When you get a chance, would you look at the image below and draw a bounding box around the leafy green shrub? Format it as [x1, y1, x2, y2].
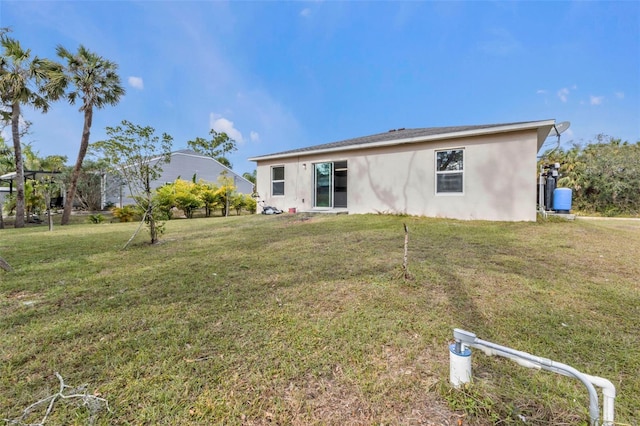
[111, 205, 137, 222]
[539, 137, 640, 216]
[230, 193, 246, 215]
[87, 213, 105, 224]
[244, 195, 257, 214]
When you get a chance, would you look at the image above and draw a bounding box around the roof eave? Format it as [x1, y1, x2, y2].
[249, 120, 556, 162]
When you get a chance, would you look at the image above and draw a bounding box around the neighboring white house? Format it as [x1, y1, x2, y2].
[249, 120, 556, 221]
[107, 149, 255, 207]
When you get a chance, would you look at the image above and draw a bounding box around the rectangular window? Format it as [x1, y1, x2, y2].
[436, 149, 464, 193]
[271, 166, 285, 196]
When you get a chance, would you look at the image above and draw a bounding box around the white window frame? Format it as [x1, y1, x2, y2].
[271, 165, 285, 196]
[435, 148, 464, 195]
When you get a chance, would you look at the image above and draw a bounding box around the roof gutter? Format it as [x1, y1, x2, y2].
[249, 120, 556, 162]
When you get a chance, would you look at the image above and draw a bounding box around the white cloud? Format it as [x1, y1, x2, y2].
[536, 89, 547, 95]
[300, 8, 312, 17]
[615, 91, 625, 99]
[557, 88, 570, 103]
[590, 95, 604, 106]
[250, 131, 260, 142]
[128, 76, 144, 90]
[210, 113, 244, 144]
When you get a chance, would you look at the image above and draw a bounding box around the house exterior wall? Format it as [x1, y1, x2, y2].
[254, 130, 539, 221]
[107, 152, 254, 206]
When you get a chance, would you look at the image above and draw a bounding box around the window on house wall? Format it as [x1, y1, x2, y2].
[271, 166, 285, 196]
[436, 149, 464, 193]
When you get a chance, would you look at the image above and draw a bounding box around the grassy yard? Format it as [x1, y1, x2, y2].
[1, 214, 638, 425]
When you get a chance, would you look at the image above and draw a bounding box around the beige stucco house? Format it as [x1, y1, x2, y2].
[249, 120, 556, 221]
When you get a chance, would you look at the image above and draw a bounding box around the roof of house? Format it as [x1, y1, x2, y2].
[0, 170, 62, 182]
[166, 149, 253, 185]
[249, 119, 556, 161]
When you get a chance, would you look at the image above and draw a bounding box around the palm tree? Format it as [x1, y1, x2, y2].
[0, 138, 13, 229]
[55, 45, 125, 225]
[0, 34, 53, 228]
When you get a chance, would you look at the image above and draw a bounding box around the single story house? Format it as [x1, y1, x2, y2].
[249, 120, 556, 221]
[106, 149, 254, 207]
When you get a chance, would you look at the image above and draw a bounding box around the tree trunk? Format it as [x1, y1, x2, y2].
[0, 187, 4, 229]
[61, 106, 93, 225]
[11, 102, 25, 228]
[45, 192, 53, 231]
[149, 211, 157, 244]
[144, 176, 157, 244]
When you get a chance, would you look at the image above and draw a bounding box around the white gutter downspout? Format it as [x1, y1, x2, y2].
[450, 328, 615, 426]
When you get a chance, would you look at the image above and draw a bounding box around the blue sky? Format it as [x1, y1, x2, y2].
[2, 1, 638, 175]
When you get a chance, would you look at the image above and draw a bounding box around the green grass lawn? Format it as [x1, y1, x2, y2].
[1, 214, 639, 425]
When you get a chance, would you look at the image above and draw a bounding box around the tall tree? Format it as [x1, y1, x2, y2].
[242, 170, 256, 185]
[0, 34, 55, 228]
[55, 45, 125, 225]
[187, 129, 237, 168]
[61, 158, 113, 211]
[93, 120, 173, 245]
[0, 136, 12, 229]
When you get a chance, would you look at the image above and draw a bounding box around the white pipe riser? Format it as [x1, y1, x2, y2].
[449, 343, 472, 388]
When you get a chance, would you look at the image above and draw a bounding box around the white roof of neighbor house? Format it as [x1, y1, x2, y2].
[139, 149, 253, 186]
[0, 170, 63, 181]
[249, 120, 556, 161]
[168, 149, 253, 185]
[0, 172, 17, 180]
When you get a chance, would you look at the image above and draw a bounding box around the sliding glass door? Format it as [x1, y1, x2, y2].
[314, 162, 332, 207]
[314, 161, 347, 208]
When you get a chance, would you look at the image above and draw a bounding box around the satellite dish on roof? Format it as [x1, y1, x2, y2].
[547, 121, 571, 138]
[538, 121, 571, 157]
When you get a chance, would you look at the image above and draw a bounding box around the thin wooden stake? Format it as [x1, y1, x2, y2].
[403, 223, 410, 279]
[123, 209, 148, 250]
